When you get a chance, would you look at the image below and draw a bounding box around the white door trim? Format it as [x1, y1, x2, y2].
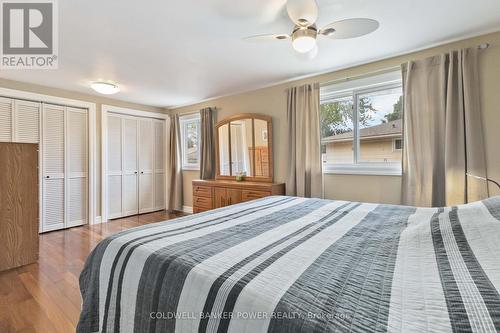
[0, 87, 97, 227]
[101, 104, 168, 223]
[103, 104, 168, 120]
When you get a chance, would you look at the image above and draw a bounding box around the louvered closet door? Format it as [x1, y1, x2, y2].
[42, 104, 65, 232]
[153, 120, 165, 210]
[107, 115, 123, 219]
[14, 100, 40, 143]
[122, 117, 139, 217]
[66, 107, 88, 227]
[0, 97, 12, 142]
[138, 118, 154, 213]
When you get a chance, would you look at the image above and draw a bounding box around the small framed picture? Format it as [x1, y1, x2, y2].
[262, 130, 268, 142]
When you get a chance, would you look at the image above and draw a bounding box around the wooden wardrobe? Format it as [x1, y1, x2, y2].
[0, 143, 39, 272]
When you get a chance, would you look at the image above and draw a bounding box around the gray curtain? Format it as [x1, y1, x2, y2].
[200, 107, 216, 180]
[166, 114, 183, 212]
[286, 83, 322, 198]
[402, 47, 488, 207]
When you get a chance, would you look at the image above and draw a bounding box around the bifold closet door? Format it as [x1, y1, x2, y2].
[106, 114, 166, 220]
[42, 104, 88, 232]
[153, 120, 165, 210]
[1, 98, 87, 232]
[107, 115, 123, 219]
[66, 108, 88, 227]
[122, 117, 139, 217]
[42, 104, 65, 231]
[139, 119, 154, 213]
[14, 100, 40, 143]
[0, 97, 12, 142]
[0, 98, 40, 143]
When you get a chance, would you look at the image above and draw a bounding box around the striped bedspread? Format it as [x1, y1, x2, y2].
[77, 196, 500, 333]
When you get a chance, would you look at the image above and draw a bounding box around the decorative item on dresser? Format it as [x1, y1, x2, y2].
[192, 113, 285, 213]
[192, 179, 285, 213]
[0, 143, 39, 272]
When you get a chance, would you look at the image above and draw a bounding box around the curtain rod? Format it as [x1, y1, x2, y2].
[321, 43, 491, 87]
[178, 110, 199, 116]
[176, 107, 216, 116]
[320, 66, 400, 88]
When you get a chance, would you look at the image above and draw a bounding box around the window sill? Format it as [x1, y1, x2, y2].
[323, 164, 402, 176]
[182, 166, 200, 171]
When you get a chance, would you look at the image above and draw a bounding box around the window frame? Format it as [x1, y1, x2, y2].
[320, 78, 403, 176]
[179, 113, 201, 171]
[393, 138, 403, 152]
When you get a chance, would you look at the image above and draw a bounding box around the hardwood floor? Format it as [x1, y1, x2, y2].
[0, 211, 184, 333]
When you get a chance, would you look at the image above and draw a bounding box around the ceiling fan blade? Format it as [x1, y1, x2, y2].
[286, 0, 318, 26]
[319, 18, 379, 39]
[243, 34, 290, 42]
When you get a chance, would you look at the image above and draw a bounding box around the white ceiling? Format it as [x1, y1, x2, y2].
[1, 0, 500, 108]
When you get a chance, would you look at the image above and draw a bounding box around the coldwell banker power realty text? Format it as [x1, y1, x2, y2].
[1, 0, 58, 69]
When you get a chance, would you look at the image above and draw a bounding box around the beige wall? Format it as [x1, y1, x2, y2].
[324, 174, 402, 204]
[172, 31, 500, 207]
[0, 78, 165, 216]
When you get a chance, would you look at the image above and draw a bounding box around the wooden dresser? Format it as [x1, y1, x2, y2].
[192, 180, 285, 213]
[0, 143, 39, 272]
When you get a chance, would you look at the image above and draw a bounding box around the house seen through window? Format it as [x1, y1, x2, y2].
[320, 71, 403, 175]
[180, 114, 201, 170]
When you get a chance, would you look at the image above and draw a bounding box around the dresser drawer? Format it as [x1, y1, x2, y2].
[193, 185, 212, 198]
[193, 195, 212, 209]
[242, 190, 271, 202]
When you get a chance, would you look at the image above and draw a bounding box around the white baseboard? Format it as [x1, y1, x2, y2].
[182, 206, 193, 214]
[93, 216, 102, 224]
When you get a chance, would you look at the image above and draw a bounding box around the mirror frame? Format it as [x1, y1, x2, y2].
[215, 113, 273, 183]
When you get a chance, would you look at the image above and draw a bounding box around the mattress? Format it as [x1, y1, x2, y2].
[77, 196, 500, 333]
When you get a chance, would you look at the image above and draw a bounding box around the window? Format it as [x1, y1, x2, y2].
[393, 138, 403, 151]
[320, 71, 403, 175]
[180, 114, 201, 170]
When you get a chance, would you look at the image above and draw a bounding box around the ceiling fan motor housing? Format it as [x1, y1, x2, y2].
[292, 25, 318, 41]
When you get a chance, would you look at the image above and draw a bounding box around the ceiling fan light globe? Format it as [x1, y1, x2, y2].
[292, 25, 317, 53]
[292, 36, 316, 53]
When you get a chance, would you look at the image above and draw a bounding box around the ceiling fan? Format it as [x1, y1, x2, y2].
[244, 0, 379, 55]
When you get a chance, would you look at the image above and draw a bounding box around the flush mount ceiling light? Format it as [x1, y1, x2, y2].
[244, 0, 379, 57]
[90, 82, 120, 95]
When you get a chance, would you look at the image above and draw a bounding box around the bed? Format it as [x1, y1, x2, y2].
[77, 196, 500, 333]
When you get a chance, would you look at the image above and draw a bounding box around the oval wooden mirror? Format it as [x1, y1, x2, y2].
[215, 114, 273, 182]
